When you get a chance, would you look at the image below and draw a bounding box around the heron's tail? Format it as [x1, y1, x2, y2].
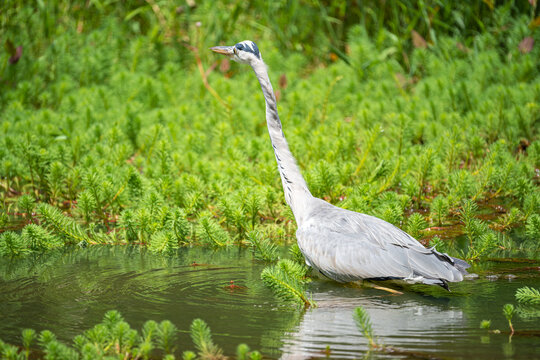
[450, 256, 470, 274]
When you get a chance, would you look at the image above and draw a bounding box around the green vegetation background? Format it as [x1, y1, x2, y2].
[1, 0, 539, 262]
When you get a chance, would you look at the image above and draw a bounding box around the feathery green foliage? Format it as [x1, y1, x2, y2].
[0, 310, 260, 359]
[406, 212, 427, 240]
[261, 259, 315, 308]
[196, 214, 232, 248]
[189, 319, 224, 360]
[515, 286, 540, 305]
[157, 320, 178, 355]
[148, 231, 179, 254]
[289, 243, 306, 265]
[21, 224, 61, 251]
[503, 303, 516, 334]
[246, 230, 279, 262]
[0, 231, 29, 257]
[354, 306, 377, 348]
[36, 203, 88, 244]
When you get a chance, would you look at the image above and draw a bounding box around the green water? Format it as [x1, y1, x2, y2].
[1, 247, 539, 359]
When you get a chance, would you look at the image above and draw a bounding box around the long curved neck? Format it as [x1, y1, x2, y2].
[250, 60, 312, 225]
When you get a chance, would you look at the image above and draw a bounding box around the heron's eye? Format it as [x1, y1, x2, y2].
[235, 43, 244, 51]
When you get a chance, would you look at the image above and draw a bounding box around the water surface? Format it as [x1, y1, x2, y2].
[1, 246, 539, 359]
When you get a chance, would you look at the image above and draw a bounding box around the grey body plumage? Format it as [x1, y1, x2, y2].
[211, 40, 469, 289]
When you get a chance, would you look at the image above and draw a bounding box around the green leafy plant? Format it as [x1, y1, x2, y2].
[157, 320, 178, 355]
[480, 320, 491, 330]
[525, 214, 540, 240]
[17, 194, 35, 220]
[36, 204, 89, 245]
[406, 212, 427, 240]
[246, 230, 279, 262]
[21, 224, 61, 252]
[430, 196, 448, 226]
[190, 319, 224, 360]
[515, 286, 540, 305]
[354, 306, 378, 349]
[0, 232, 29, 257]
[196, 214, 232, 247]
[503, 303, 515, 335]
[0, 310, 260, 359]
[148, 231, 179, 254]
[261, 259, 315, 308]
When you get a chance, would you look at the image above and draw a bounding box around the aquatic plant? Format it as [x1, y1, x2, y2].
[480, 320, 491, 330]
[0, 232, 29, 257]
[157, 320, 178, 355]
[503, 304, 516, 335]
[430, 196, 448, 226]
[515, 286, 540, 305]
[0, 311, 260, 359]
[525, 214, 540, 241]
[148, 231, 179, 254]
[17, 194, 35, 220]
[261, 259, 315, 308]
[246, 230, 279, 262]
[353, 306, 377, 349]
[196, 213, 232, 248]
[190, 318, 224, 360]
[21, 329, 36, 360]
[20, 224, 61, 251]
[36, 204, 89, 245]
[406, 212, 427, 240]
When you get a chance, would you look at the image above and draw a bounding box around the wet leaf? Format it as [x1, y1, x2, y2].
[411, 30, 427, 49]
[279, 74, 287, 89]
[518, 37, 534, 54]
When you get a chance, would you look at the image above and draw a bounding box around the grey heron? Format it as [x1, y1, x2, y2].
[211, 40, 469, 290]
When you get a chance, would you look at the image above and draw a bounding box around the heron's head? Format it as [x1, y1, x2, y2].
[210, 40, 261, 65]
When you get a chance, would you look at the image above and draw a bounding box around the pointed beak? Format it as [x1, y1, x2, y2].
[210, 46, 234, 56]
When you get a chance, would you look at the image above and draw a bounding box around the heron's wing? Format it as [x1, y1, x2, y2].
[296, 201, 465, 283]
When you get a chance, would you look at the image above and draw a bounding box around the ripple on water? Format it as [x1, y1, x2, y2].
[1, 248, 540, 360]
